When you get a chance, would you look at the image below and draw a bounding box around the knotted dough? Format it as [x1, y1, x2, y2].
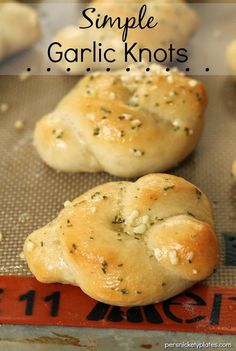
[34, 64, 207, 178]
[0, 2, 40, 62]
[24, 173, 219, 306]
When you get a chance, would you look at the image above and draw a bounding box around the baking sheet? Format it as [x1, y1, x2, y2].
[0, 74, 236, 286]
[0, 2, 236, 295]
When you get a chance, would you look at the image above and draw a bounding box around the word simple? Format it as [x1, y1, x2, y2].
[79, 5, 158, 42]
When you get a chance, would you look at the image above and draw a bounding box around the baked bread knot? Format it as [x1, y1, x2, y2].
[24, 173, 219, 306]
[0, 2, 40, 62]
[226, 40, 236, 78]
[34, 64, 207, 178]
[54, 0, 197, 74]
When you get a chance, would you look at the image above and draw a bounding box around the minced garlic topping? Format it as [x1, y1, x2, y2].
[133, 224, 147, 235]
[168, 250, 179, 265]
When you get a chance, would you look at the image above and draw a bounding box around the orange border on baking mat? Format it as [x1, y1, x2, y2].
[0, 276, 235, 334]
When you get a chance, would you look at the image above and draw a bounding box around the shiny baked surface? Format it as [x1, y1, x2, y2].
[34, 64, 207, 177]
[24, 173, 219, 306]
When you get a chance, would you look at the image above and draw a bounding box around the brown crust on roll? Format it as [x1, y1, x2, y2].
[24, 174, 219, 306]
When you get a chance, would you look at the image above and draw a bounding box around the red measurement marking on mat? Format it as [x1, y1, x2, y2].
[0, 276, 236, 334]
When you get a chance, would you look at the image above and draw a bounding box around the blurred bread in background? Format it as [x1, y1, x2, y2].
[0, 2, 41, 62]
[226, 40, 236, 78]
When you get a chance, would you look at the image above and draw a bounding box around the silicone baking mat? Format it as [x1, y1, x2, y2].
[0, 1, 236, 334]
[0, 74, 236, 284]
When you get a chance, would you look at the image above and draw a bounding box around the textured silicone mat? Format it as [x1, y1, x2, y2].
[0, 74, 236, 287]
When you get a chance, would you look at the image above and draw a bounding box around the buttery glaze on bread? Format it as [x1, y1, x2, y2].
[226, 40, 236, 78]
[54, 0, 197, 74]
[34, 64, 207, 178]
[0, 2, 40, 62]
[24, 174, 219, 306]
